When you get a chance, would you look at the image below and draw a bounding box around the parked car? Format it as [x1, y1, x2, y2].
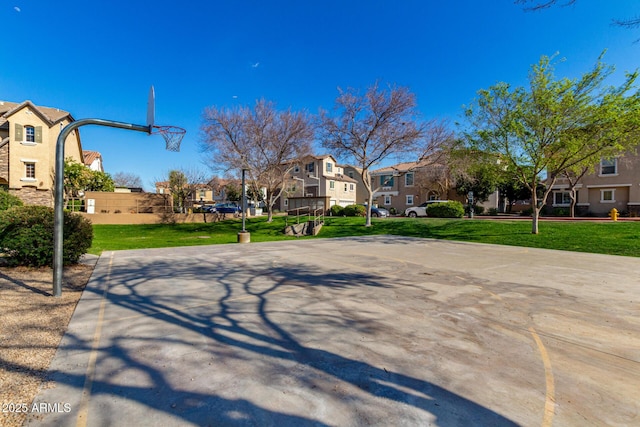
[215, 203, 241, 214]
[361, 204, 390, 218]
[404, 200, 450, 217]
[203, 205, 217, 213]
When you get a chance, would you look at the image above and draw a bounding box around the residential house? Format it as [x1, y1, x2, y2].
[0, 100, 84, 206]
[156, 181, 226, 208]
[547, 149, 640, 216]
[279, 155, 362, 212]
[370, 159, 502, 214]
[369, 160, 458, 214]
[83, 150, 104, 172]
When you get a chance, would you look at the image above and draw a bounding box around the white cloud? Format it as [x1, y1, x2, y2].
[14, 6, 21, 12]
[251, 62, 260, 68]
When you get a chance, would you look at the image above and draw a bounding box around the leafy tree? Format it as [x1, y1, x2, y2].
[464, 53, 640, 233]
[86, 170, 115, 192]
[498, 168, 533, 213]
[223, 180, 242, 202]
[450, 149, 503, 209]
[516, 1, 639, 30]
[201, 99, 314, 222]
[63, 158, 115, 203]
[163, 168, 210, 213]
[319, 81, 450, 226]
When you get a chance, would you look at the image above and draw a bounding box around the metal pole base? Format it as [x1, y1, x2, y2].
[237, 231, 251, 243]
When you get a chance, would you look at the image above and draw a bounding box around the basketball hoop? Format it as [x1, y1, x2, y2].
[151, 125, 186, 152]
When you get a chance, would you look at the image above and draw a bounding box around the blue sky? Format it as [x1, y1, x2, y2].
[3, 0, 638, 190]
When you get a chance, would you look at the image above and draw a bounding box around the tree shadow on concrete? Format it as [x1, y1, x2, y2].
[26, 250, 519, 426]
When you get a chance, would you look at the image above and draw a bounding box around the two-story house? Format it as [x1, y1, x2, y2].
[370, 160, 460, 213]
[548, 149, 640, 216]
[280, 155, 362, 212]
[371, 157, 510, 214]
[0, 100, 84, 206]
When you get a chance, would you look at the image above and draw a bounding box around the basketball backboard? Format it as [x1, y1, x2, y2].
[147, 85, 155, 128]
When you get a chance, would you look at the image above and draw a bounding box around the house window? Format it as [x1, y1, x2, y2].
[347, 171, 354, 178]
[306, 162, 315, 173]
[25, 126, 35, 143]
[329, 180, 335, 189]
[25, 163, 36, 179]
[405, 173, 414, 187]
[344, 183, 348, 191]
[349, 184, 354, 191]
[406, 195, 414, 205]
[428, 194, 439, 201]
[600, 158, 617, 175]
[326, 162, 333, 173]
[553, 191, 571, 206]
[199, 190, 206, 198]
[384, 195, 392, 205]
[293, 165, 300, 173]
[600, 189, 615, 203]
[380, 175, 394, 187]
[284, 198, 288, 207]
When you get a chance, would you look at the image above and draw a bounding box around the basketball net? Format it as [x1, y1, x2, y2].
[151, 125, 186, 152]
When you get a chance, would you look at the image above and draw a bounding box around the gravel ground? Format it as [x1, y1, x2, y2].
[0, 263, 94, 427]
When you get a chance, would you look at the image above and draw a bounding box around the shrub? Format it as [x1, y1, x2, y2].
[473, 205, 485, 215]
[426, 201, 465, 218]
[329, 205, 344, 216]
[0, 190, 23, 211]
[0, 206, 93, 267]
[488, 208, 499, 216]
[551, 207, 569, 217]
[389, 207, 397, 215]
[343, 204, 366, 217]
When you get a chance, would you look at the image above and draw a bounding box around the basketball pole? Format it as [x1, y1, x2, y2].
[53, 119, 150, 297]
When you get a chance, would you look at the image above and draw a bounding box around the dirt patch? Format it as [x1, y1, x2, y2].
[0, 264, 94, 427]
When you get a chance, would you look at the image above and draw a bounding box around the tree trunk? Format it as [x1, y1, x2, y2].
[570, 197, 576, 218]
[531, 192, 539, 234]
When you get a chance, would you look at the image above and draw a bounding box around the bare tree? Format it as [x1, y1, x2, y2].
[318, 81, 450, 226]
[201, 99, 314, 222]
[113, 172, 143, 188]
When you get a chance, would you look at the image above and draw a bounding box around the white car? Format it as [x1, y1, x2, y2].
[404, 200, 450, 217]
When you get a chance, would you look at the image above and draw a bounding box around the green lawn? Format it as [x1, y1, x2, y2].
[89, 216, 640, 257]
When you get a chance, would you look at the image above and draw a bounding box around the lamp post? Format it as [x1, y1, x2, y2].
[200, 197, 206, 223]
[237, 168, 250, 243]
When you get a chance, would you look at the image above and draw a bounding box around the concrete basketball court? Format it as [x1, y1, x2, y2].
[27, 236, 639, 426]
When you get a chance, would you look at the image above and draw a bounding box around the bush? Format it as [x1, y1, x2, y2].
[329, 205, 344, 216]
[426, 201, 465, 218]
[0, 206, 93, 267]
[343, 204, 366, 217]
[551, 207, 569, 217]
[488, 208, 499, 216]
[473, 205, 485, 215]
[0, 190, 23, 211]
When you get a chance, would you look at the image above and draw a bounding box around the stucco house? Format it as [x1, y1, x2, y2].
[279, 155, 362, 212]
[83, 150, 104, 172]
[547, 148, 640, 216]
[370, 160, 459, 214]
[0, 100, 84, 206]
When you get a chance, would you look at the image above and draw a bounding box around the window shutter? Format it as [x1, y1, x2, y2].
[14, 124, 23, 141]
[35, 126, 43, 143]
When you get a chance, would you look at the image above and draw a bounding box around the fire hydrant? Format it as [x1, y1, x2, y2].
[609, 208, 619, 221]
